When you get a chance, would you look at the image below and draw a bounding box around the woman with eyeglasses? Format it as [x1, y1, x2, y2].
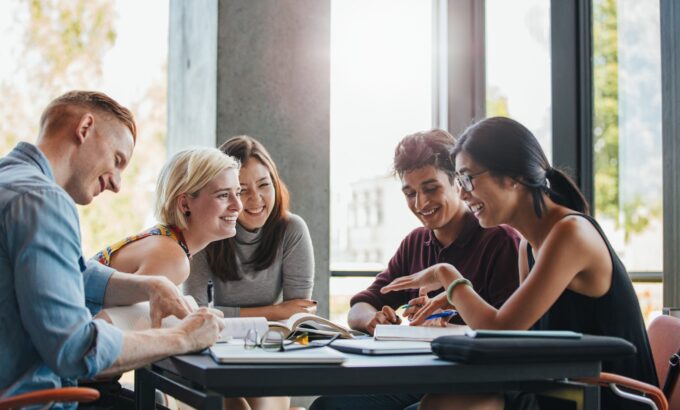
[382, 117, 657, 410]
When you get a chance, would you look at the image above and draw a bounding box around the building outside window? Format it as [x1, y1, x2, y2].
[329, 0, 433, 324]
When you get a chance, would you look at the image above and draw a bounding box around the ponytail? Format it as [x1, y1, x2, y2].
[544, 168, 589, 215]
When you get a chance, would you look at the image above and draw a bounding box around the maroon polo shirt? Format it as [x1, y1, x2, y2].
[351, 212, 520, 313]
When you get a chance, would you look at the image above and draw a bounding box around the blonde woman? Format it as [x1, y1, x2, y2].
[94, 147, 242, 293]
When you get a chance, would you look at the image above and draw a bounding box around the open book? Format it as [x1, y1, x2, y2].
[374, 323, 470, 342]
[101, 297, 269, 342]
[268, 312, 356, 339]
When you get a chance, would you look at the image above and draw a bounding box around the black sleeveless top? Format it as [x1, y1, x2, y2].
[528, 214, 658, 409]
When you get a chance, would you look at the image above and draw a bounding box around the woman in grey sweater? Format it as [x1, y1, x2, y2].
[184, 136, 315, 410]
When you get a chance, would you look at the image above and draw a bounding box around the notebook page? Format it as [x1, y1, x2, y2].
[219, 317, 268, 341]
[105, 295, 199, 330]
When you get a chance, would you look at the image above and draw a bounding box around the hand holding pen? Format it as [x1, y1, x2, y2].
[399, 304, 457, 320]
[423, 309, 458, 320]
[399, 303, 457, 327]
[404, 292, 455, 326]
[397, 288, 432, 321]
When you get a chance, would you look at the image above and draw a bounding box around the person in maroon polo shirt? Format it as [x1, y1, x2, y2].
[347, 128, 520, 334]
[310, 129, 520, 410]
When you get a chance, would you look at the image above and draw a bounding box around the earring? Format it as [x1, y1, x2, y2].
[184, 210, 191, 217]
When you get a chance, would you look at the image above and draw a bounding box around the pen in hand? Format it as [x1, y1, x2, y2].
[207, 280, 214, 309]
[400, 304, 457, 321]
[424, 310, 458, 321]
[400, 304, 427, 322]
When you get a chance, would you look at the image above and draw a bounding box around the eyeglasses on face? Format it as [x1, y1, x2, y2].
[455, 170, 489, 193]
[244, 329, 339, 352]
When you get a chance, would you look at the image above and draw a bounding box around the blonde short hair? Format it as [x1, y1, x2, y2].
[155, 147, 240, 229]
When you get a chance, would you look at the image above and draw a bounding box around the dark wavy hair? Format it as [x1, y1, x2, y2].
[205, 135, 290, 281]
[393, 129, 457, 182]
[452, 117, 589, 217]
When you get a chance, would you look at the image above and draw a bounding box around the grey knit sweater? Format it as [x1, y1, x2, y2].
[184, 213, 314, 317]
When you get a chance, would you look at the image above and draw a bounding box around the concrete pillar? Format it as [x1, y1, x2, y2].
[168, 0, 331, 317]
[168, 0, 218, 153]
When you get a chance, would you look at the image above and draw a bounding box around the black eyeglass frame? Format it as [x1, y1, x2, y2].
[455, 170, 489, 192]
[244, 329, 340, 352]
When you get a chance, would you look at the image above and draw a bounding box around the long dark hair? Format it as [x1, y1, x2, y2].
[205, 135, 290, 281]
[452, 117, 589, 217]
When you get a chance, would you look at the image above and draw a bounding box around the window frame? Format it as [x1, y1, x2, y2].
[661, 0, 680, 305]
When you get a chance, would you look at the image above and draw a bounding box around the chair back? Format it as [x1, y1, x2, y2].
[0, 386, 99, 410]
[648, 314, 680, 409]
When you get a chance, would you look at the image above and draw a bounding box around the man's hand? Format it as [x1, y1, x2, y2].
[401, 288, 430, 320]
[146, 276, 194, 328]
[365, 305, 402, 335]
[99, 307, 225, 377]
[273, 299, 317, 320]
[176, 308, 225, 351]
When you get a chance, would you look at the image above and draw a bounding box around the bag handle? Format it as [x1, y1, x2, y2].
[663, 348, 680, 399]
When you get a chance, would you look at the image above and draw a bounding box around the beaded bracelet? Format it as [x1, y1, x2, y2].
[446, 278, 473, 304]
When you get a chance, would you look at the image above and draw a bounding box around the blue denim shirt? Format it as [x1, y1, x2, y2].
[0, 142, 123, 408]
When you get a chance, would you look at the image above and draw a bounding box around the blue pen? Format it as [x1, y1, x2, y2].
[425, 310, 458, 321]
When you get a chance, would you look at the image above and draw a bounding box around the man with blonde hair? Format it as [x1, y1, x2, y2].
[0, 91, 224, 409]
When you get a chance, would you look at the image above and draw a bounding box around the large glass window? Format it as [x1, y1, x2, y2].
[485, 0, 552, 156]
[0, 0, 168, 257]
[592, 0, 662, 321]
[329, 0, 433, 323]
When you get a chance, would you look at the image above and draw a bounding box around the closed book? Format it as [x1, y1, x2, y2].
[209, 344, 347, 364]
[374, 324, 469, 342]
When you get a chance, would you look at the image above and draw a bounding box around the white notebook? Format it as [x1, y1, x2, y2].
[330, 338, 432, 355]
[373, 324, 469, 342]
[102, 296, 199, 331]
[209, 344, 347, 364]
[102, 296, 268, 342]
